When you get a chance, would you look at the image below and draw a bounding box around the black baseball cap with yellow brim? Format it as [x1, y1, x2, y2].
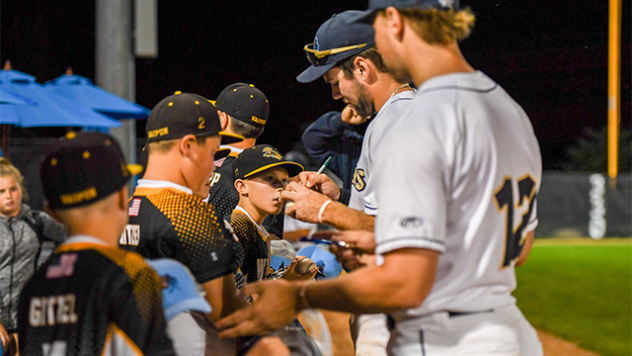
[146, 91, 244, 145]
[232, 144, 303, 180]
[41, 131, 144, 210]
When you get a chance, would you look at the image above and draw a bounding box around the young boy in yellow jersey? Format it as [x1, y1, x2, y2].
[231, 144, 316, 285]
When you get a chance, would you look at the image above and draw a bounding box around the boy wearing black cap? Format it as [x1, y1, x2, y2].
[207, 83, 287, 240]
[17, 132, 175, 355]
[230, 144, 308, 284]
[121, 92, 288, 356]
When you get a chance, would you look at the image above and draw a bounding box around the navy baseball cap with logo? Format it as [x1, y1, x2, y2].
[146, 91, 244, 145]
[349, 0, 460, 23]
[232, 144, 304, 180]
[41, 131, 144, 210]
[297, 11, 376, 83]
[213, 83, 270, 127]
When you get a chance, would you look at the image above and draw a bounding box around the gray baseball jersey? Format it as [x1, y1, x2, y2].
[373, 71, 542, 320]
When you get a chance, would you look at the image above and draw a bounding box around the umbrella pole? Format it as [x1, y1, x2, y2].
[1, 125, 9, 159]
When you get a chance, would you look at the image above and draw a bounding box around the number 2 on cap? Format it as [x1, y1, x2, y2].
[198, 117, 205, 129]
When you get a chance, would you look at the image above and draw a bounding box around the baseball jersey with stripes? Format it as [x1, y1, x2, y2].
[18, 235, 175, 355]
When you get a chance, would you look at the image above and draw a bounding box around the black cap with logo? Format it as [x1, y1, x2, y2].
[232, 144, 304, 180]
[146, 92, 244, 145]
[40, 131, 143, 210]
[214, 83, 270, 127]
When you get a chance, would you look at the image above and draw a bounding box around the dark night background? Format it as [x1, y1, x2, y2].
[2, 0, 631, 170]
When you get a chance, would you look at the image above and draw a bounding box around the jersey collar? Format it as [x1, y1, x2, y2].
[136, 179, 193, 195]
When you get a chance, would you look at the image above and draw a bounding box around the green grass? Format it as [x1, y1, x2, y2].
[514, 238, 632, 356]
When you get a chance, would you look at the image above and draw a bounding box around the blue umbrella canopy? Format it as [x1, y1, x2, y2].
[45, 71, 150, 119]
[0, 68, 121, 128]
[0, 87, 35, 105]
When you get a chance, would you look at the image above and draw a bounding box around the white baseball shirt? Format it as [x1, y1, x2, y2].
[348, 89, 415, 215]
[373, 71, 542, 320]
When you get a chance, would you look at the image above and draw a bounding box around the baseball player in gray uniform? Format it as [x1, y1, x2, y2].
[218, 1, 543, 355]
[293, 10, 416, 356]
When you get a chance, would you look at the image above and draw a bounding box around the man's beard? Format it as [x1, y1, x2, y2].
[350, 80, 375, 118]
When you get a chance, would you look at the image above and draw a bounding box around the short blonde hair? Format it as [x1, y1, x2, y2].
[146, 135, 213, 155]
[146, 138, 179, 155]
[0, 158, 27, 200]
[397, 8, 475, 45]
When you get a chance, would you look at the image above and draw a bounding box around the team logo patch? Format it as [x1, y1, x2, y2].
[262, 146, 283, 160]
[352, 168, 366, 191]
[400, 217, 423, 228]
[314, 37, 320, 51]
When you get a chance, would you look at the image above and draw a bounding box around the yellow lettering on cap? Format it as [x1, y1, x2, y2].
[251, 116, 267, 125]
[147, 127, 169, 138]
[83, 151, 90, 159]
[51, 158, 57, 167]
[60, 186, 98, 206]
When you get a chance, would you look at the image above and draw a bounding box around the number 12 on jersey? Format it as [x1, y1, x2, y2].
[494, 175, 537, 268]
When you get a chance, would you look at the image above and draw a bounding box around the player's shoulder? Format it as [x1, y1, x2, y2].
[94, 246, 159, 280]
[230, 209, 258, 235]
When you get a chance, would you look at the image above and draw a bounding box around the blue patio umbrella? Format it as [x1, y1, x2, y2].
[0, 86, 35, 105]
[0, 68, 121, 128]
[44, 69, 150, 119]
[0, 65, 121, 158]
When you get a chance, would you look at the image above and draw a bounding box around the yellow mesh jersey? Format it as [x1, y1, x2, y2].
[122, 187, 240, 284]
[230, 209, 270, 283]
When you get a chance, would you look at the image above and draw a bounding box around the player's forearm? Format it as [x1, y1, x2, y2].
[298, 248, 438, 314]
[321, 202, 374, 231]
[204, 275, 248, 322]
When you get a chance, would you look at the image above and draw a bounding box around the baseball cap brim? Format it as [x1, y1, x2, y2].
[214, 147, 231, 160]
[296, 63, 336, 84]
[243, 161, 304, 179]
[165, 299, 212, 321]
[127, 164, 144, 175]
[220, 132, 244, 145]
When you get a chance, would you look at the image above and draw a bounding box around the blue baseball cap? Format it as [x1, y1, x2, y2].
[349, 0, 460, 24]
[146, 258, 212, 321]
[296, 11, 376, 83]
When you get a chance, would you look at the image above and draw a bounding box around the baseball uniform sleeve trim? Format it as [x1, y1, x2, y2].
[376, 236, 446, 256]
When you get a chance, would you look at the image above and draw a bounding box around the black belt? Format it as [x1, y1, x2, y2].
[386, 309, 495, 330]
[448, 309, 494, 318]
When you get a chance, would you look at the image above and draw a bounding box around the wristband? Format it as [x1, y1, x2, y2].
[318, 200, 333, 224]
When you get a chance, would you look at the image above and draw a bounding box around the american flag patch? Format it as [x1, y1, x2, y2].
[46, 253, 78, 279]
[215, 156, 227, 167]
[129, 198, 141, 216]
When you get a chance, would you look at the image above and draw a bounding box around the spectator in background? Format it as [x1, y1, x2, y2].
[0, 157, 66, 355]
[302, 105, 370, 190]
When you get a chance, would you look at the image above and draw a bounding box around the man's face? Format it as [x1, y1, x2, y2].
[188, 135, 222, 198]
[0, 175, 22, 217]
[323, 67, 374, 117]
[373, 14, 413, 84]
[243, 167, 289, 216]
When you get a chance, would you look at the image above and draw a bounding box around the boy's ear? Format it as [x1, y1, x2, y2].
[234, 179, 248, 195]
